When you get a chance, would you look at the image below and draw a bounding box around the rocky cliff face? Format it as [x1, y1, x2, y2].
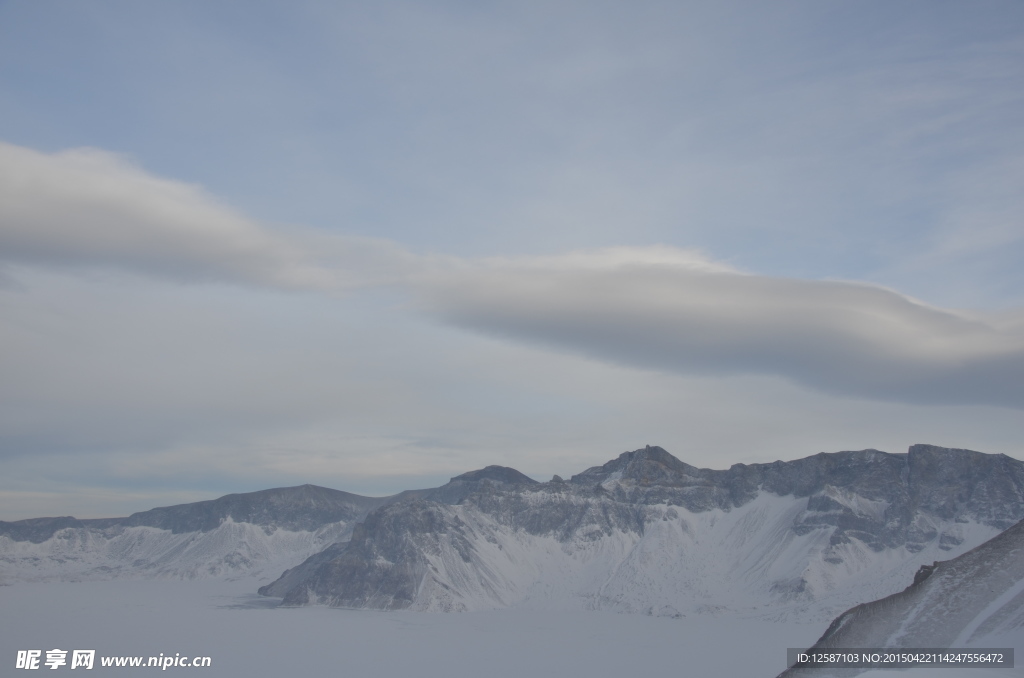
[6, 444, 1023, 616]
[572, 444, 1024, 546]
[778, 517, 1024, 677]
[261, 444, 1024, 616]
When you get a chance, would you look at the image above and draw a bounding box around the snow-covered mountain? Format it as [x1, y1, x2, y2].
[778, 517, 1024, 677]
[5, 443, 1023, 625]
[0, 484, 387, 582]
[259, 444, 1024, 620]
[0, 468, 545, 584]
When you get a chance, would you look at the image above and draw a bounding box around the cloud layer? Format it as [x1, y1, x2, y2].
[0, 142, 418, 291]
[2, 141, 1022, 410]
[418, 253, 1024, 408]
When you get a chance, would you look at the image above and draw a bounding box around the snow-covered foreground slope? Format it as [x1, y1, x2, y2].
[266, 445, 1022, 621]
[779, 518, 1024, 677]
[0, 485, 384, 582]
[0, 577, 823, 678]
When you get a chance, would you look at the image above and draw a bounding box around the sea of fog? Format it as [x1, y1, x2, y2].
[4, 577, 1022, 677]
[2, 577, 823, 677]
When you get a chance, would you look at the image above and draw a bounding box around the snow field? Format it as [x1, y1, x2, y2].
[0, 518, 351, 583]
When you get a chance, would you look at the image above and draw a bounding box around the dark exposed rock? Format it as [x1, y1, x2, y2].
[377, 465, 538, 507]
[119, 484, 389, 533]
[409, 466, 538, 505]
[8, 444, 1021, 614]
[262, 444, 1024, 610]
[451, 466, 538, 485]
[257, 541, 351, 598]
[563, 444, 1024, 553]
[569, 446, 910, 513]
[280, 501, 467, 609]
[0, 485, 389, 542]
[913, 562, 938, 585]
[1, 465, 541, 545]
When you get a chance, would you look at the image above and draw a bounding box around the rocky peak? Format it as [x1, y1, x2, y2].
[570, 445, 698, 486]
[450, 465, 538, 485]
[906, 444, 1024, 529]
[397, 465, 539, 506]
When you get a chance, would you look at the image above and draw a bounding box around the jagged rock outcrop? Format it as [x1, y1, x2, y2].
[6, 444, 1022, 616]
[262, 444, 1024, 616]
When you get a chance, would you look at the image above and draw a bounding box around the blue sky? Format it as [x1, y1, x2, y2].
[1, 1, 1023, 518]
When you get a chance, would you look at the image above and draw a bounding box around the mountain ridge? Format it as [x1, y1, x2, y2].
[0, 484, 387, 543]
[256, 444, 1024, 616]
[4, 443, 1023, 619]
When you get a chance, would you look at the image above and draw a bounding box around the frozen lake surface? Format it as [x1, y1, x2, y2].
[1, 577, 822, 677]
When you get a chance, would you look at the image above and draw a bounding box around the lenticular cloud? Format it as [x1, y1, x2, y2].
[3, 139, 1022, 408]
[416, 249, 1024, 408]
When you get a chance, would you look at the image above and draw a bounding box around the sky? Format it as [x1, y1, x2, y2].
[1, 0, 1023, 520]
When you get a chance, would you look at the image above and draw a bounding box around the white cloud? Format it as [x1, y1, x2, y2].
[417, 249, 1024, 408]
[0, 142, 417, 291]
[2, 139, 1022, 413]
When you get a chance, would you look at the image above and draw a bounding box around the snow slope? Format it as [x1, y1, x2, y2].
[0, 518, 351, 583]
[268, 445, 1020, 621]
[0, 471, 542, 584]
[779, 518, 1024, 677]
[0, 484, 382, 582]
[5, 444, 1023, 628]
